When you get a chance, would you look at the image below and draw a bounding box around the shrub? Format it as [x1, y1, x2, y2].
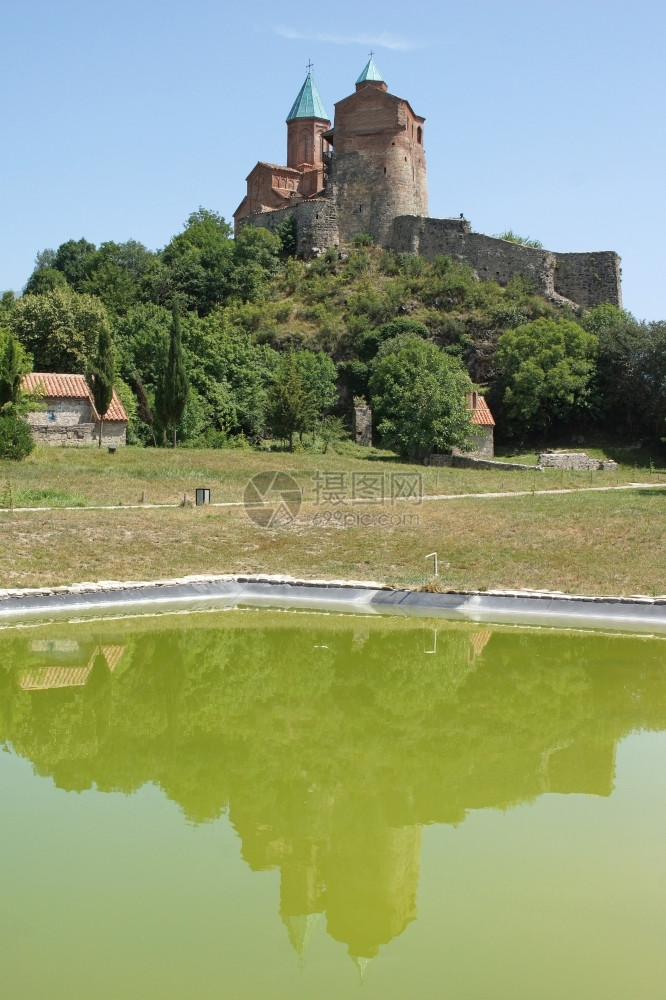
[0, 415, 35, 460]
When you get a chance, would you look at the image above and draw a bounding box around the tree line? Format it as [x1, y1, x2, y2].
[1, 209, 665, 459]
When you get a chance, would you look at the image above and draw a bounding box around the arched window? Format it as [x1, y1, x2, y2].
[417, 126, 422, 145]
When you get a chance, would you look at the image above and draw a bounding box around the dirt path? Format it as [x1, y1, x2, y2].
[2, 480, 663, 514]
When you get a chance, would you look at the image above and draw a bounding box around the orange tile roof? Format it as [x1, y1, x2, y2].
[23, 373, 127, 421]
[468, 392, 495, 427]
[17, 645, 126, 691]
[19, 665, 92, 690]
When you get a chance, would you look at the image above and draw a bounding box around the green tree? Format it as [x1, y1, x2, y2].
[87, 326, 115, 447]
[112, 302, 171, 385]
[274, 214, 298, 257]
[0, 329, 32, 414]
[161, 209, 234, 315]
[11, 286, 111, 373]
[24, 267, 67, 296]
[495, 317, 598, 438]
[368, 336, 473, 459]
[156, 309, 189, 447]
[80, 240, 159, 315]
[52, 238, 98, 290]
[183, 309, 279, 439]
[0, 414, 35, 460]
[266, 353, 317, 451]
[582, 305, 666, 439]
[229, 225, 282, 302]
[293, 350, 338, 422]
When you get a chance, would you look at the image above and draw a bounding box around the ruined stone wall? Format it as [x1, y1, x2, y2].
[538, 452, 617, 470]
[352, 403, 373, 446]
[553, 252, 622, 309]
[329, 87, 427, 245]
[240, 199, 340, 256]
[387, 216, 622, 307]
[388, 216, 558, 297]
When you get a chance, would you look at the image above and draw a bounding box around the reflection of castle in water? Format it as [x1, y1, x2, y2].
[1, 616, 664, 964]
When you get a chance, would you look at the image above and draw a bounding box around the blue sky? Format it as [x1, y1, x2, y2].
[2, 0, 664, 320]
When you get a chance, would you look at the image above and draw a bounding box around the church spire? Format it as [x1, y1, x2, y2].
[355, 55, 387, 92]
[356, 55, 385, 84]
[286, 68, 329, 122]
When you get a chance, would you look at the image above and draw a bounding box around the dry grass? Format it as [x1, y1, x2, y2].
[1, 485, 665, 596]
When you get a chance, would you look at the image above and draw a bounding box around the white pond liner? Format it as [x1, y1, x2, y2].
[0, 575, 665, 634]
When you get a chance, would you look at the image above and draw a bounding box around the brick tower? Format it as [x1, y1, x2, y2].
[325, 58, 428, 245]
[286, 69, 332, 197]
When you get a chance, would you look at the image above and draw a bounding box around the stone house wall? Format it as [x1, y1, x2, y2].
[26, 398, 126, 446]
[27, 398, 93, 428]
[29, 421, 127, 447]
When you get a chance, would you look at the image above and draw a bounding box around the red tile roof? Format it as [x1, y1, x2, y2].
[23, 373, 128, 422]
[468, 392, 495, 427]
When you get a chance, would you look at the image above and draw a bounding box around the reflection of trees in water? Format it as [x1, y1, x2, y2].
[1, 619, 665, 961]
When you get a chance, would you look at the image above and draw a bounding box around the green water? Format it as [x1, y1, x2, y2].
[1, 609, 665, 999]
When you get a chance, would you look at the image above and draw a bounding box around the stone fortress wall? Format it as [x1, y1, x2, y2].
[243, 202, 622, 309]
[387, 215, 622, 308]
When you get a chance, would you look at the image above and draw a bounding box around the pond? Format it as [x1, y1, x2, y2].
[1, 608, 665, 999]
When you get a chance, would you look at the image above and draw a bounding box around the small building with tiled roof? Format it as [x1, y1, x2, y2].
[23, 373, 128, 447]
[463, 391, 495, 459]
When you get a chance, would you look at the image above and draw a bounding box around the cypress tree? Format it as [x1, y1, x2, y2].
[156, 308, 189, 448]
[134, 373, 157, 447]
[0, 333, 28, 410]
[87, 327, 114, 447]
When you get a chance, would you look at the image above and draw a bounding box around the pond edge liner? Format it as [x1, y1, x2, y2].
[1, 575, 666, 633]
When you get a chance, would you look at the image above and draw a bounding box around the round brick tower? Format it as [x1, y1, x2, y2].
[326, 59, 428, 245]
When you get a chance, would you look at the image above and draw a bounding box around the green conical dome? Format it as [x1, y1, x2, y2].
[286, 73, 329, 122]
[355, 58, 384, 84]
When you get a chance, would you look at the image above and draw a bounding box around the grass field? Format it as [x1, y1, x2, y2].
[0, 442, 663, 508]
[1, 445, 665, 596]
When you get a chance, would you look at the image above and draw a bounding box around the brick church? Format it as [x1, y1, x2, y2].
[234, 60, 621, 309]
[234, 57, 428, 248]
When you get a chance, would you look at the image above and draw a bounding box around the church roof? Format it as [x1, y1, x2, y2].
[356, 58, 385, 84]
[286, 73, 329, 122]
